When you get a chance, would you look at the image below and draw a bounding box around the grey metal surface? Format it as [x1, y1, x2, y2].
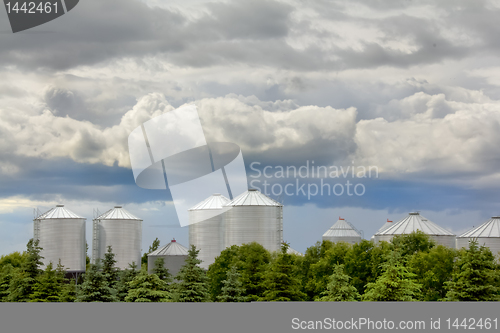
[456, 216, 500, 256]
[34, 205, 86, 272]
[93, 206, 142, 270]
[189, 193, 230, 270]
[148, 239, 189, 277]
[223, 190, 283, 253]
[373, 212, 456, 248]
[322, 218, 362, 244]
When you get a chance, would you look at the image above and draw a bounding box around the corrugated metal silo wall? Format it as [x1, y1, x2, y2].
[223, 206, 281, 253]
[457, 237, 500, 258]
[37, 218, 86, 272]
[322, 236, 362, 244]
[189, 210, 224, 270]
[97, 219, 142, 270]
[148, 255, 188, 278]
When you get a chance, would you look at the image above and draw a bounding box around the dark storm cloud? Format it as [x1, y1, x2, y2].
[0, 0, 496, 71]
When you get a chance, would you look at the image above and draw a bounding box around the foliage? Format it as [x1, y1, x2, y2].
[151, 257, 172, 283]
[116, 262, 140, 302]
[207, 245, 241, 301]
[391, 230, 436, 258]
[362, 252, 422, 301]
[29, 262, 62, 302]
[259, 243, 306, 302]
[102, 245, 119, 289]
[141, 238, 161, 268]
[59, 280, 77, 302]
[317, 264, 360, 302]
[175, 245, 209, 302]
[125, 268, 171, 302]
[0, 251, 27, 270]
[444, 240, 499, 301]
[75, 261, 118, 302]
[217, 265, 246, 302]
[0, 264, 16, 301]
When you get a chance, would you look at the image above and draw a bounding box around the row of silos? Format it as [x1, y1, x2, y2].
[33, 205, 142, 273]
[188, 189, 283, 269]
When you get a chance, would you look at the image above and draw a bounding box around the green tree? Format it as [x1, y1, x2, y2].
[29, 262, 62, 302]
[317, 264, 360, 302]
[391, 230, 436, 258]
[217, 265, 246, 302]
[6, 239, 44, 302]
[125, 268, 171, 302]
[102, 245, 119, 289]
[59, 280, 77, 302]
[207, 245, 240, 301]
[362, 252, 422, 302]
[0, 251, 28, 270]
[408, 245, 456, 301]
[444, 240, 499, 301]
[175, 245, 209, 302]
[0, 264, 17, 301]
[116, 262, 140, 302]
[151, 257, 172, 283]
[259, 243, 306, 302]
[236, 242, 271, 301]
[75, 261, 118, 302]
[141, 238, 161, 268]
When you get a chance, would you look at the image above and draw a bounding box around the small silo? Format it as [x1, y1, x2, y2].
[188, 193, 230, 270]
[322, 217, 362, 244]
[373, 212, 456, 248]
[371, 219, 394, 240]
[223, 189, 283, 253]
[148, 239, 189, 277]
[287, 247, 304, 256]
[456, 217, 500, 256]
[34, 205, 86, 273]
[92, 206, 142, 270]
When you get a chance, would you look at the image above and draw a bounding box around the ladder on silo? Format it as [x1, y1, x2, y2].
[92, 208, 101, 264]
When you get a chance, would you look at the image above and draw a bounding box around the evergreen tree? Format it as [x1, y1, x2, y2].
[152, 257, 172, 283]
[259, 243, 306, 302]
[59, 280, 77, 302]
[236, 242, 271, 301]
[207, 245, 240, 301]
[141, 238, 161, 268]
[125, 269, 171, 302]
[444, 240, 499, 301]
[362, 252, 422, 301]
[6, 239, 44, 302]
[116, 262, 140, 301]
[317, 264, 360, 302]
[0, 264, 16, 301]
[217, 265, 246, 302]
[29, 262, 62, 302]
[102, 245, 119, 289]
[175, 245, 209, 302]
[75, 262, 118, 302]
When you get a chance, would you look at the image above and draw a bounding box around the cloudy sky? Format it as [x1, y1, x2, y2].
[1, 0, 500, 255]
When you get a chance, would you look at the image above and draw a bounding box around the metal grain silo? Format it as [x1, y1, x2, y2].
[188, 193, 230, 270]
[287, 247, 304, 256]
[456, 217, 500, 256]
[34, 205, 86, 273]
[371, 219, 394, 240]
[322, 217, 362, 244]
[148, 239, 189, 277]
[92, 206, 142, 270]
[223, 189, 283, 253]
[373, 212, 456, 248]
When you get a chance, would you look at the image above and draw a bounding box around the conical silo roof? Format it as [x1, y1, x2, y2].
[36, 205, 85, 219]
[377, 219, 394, 233]
[225, 189, 282, 206]
[149, 239, 189, 256]
[287, 247, 304, 256]
[376, 212, 454, 236]
[96, 206, 142, 220]
[458, 217, 500, 238]
[189, 193, 230, 210]
[323, 218, 362, 238]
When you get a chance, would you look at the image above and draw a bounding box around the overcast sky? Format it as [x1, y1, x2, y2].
[1, 0, 500, 255]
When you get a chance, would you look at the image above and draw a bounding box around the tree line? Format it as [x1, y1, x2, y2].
[0, 231, 499, 302]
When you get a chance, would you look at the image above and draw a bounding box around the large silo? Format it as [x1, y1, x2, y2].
[223, 189, 283, 253]
[456, 217, 500, 256]
[373, 212, 456, 248]
[34, 205, 86, 273]
[188, 193, 230, 270]
[148, 239, 189, 277]
[92, 206, 142, 270]
[322, 217, 362, 244]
